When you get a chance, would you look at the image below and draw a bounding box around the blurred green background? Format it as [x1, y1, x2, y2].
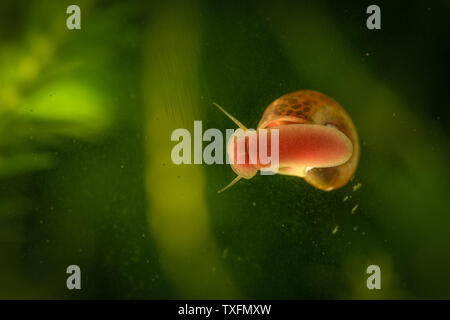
[0, 0, 449, 299]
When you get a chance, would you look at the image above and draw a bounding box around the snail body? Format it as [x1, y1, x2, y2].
[215, 90, 359, 192]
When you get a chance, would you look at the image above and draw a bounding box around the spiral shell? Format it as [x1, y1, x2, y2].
[258, 90, 359, 190]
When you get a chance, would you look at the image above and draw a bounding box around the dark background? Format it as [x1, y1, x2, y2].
[0, 0, 449, 299]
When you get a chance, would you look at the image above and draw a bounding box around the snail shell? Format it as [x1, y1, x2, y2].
[215, 89, 359, 192]
[258, 90, 359, 191]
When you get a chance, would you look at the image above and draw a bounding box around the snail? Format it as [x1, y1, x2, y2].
[214, 89, 359, 193]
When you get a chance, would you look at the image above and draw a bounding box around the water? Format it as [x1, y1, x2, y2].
[0, 0, 449, 299]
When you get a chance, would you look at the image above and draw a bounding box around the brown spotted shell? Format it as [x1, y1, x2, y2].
[257, 89, 359, 191]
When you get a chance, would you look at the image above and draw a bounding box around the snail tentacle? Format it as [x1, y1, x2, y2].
[213, 102, 248, 130]
[217, 175, 243, 194]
